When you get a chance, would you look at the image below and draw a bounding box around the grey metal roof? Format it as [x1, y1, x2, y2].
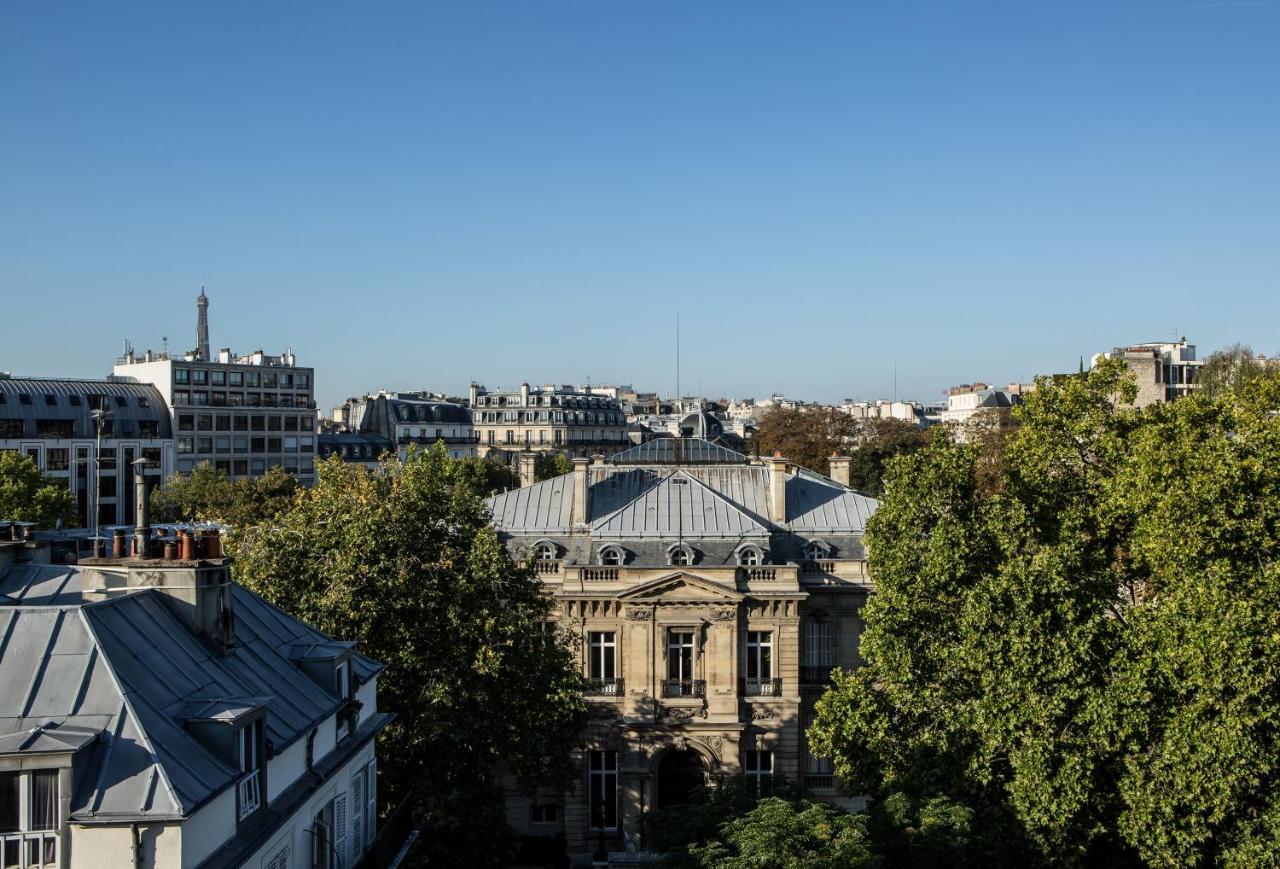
[486, 475, 574, 532]
[608, 438, 749, 465]
[0, 565, 383, 822]
[0, 377, 172, 440]
[786, 469, 878, 532]
[591, 471, 768, 538]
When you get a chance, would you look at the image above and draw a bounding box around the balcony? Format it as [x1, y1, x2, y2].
[800, 559, 837, 575]
[580, 567, 619, 582]
[800, 665, 836, 686]
[533, 560, 561, 576]
[398, 434, 480, 445]
[583, 677, 624, 697]
[661, 679, 705, 698]
[739, 567, 778, 582]
[1, 832, 58, 868]
[803, 774, 835, 790]
[741, 677, 782, 697]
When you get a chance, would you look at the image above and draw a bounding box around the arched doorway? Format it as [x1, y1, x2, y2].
[657, 749, 705, 808]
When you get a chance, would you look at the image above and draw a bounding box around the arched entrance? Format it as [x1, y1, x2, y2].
[657, 749, 705, 808]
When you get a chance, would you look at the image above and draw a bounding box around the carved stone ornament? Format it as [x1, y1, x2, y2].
[136, 571, 163, 587]
[661, 705, 707, 722]
[625, 608, 652, 620]
[750, 706, 778, 721]
[711, 608, 736, 621]
[706, 736, 725, 758]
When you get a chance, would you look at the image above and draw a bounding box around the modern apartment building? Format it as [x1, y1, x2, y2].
[1093, 338, 1204, 407]
[469, 382, 629, 460]
[111, 291, 318, 484]
[485, 439, 876, 864]
[0, 480, 395, 868]
[0, 376, 174, 529]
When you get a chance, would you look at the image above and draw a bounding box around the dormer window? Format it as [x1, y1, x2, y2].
[803, 540, 832, 561]
[535, 542, 558, 561]
[667, 543, 696, 566]
[737, 545, 765, 567]
[599, 545, 625, 566]
[237, 718, 265, 821]
[0, 769, 59, 867]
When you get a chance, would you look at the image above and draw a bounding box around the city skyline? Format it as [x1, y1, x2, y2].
[4, 1, 1279, 409]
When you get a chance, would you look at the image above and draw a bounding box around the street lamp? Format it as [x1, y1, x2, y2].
[90, 407, 112, 548]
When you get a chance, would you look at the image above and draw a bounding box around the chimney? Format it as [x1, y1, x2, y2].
[518, 451, 537, 488]
[132, 457, 156, 558]
[766, 452, 788, 525]
[571, 457, 590, 527]
[520, 382, 530, 406]
[468, 383, 480, 406]
[828, 453, 852, 488]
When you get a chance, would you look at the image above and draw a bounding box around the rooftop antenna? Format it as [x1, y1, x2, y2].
[893, 363, 898, 402]
[162, 335, 169, 356]
[676, 312, 681, 408]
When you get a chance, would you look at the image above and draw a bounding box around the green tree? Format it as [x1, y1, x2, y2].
[152, 462, 299, 530]
[750, 407, 860, 475]
[688, 796, 878, 869]
[1195, 342, 1275, 400]
[534, 450, 574, 482]
[233, 445, 586, 867]
[450, 453, 520, 496]
[809, 358, 1280, 866]
[846, 418, 931, 495]
[0, 451, 77, 529]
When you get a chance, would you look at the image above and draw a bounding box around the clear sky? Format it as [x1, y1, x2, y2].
[2, 1, 1278, 411]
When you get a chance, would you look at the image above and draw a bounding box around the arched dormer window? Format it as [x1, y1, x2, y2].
[667, 543, 696, 566]
[534, 541, 558, 561]
[803, 540, 832, 561]
[736, 544, 765, 567]
[599, 545, 625, 566]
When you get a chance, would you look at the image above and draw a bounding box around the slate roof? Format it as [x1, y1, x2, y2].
[0, 377, 172, 440]
[0, 562, 382, 822]
[592, 471, 768, 538]
[609, 439, 749, 465]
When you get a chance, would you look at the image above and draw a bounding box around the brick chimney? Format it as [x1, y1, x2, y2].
[766, 452, 788, 525]
[132, 457, 156, 558]
[518, 451, 536, 488]
[571, 457, 590, 527]
[828, 453, 852, 488]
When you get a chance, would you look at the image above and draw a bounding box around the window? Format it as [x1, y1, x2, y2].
[530, 802, 559, 824]
[668, 543, 695, 566]
[43, 394, 56, 406]
[178, 414, 194, 431]
[667, 630, 695, 689]
[238, 718, 264, 821]
[45, 449, 69, 471]
[599, 546, 624, 566]
[215, 415, 231, 431]
[211, 370, 225, 385]
[336, 659, 354, 742]
[264, 844, 290, 869]
[228, 371, 243, 386]
[745, 750, 773, 792]
[737, 546, 763, 566]
[804, 621, 834, 669]
[588, 632, 616, 680]
[745, 631, 773, 687]
[588, 750, 618, 830]
[310, 800, 334, 869]
[0, 769, 59, 867]
[174, 368, 189, 384]
[35, 420, 73, 439]
[803, 709, 835, 786]
[536, 542, 557, 561]
[804, 540, 831, 561]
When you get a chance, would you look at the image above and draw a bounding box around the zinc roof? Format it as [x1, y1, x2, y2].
[591, 471, 768, 538]
[609, 438, 749, 465]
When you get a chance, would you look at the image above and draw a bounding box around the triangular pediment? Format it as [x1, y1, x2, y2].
[616, 572, 745, 602]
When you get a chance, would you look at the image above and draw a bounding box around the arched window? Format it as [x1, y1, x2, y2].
[737, 546, 764, 567]
[668, 544, 696, 566]
[804, 540, 831, 561]
[535, 542, 557, 561]
[599, 546, 625, 566]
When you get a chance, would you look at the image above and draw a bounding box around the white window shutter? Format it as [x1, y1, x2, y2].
[365, 758, 378, 847]
[352, 772, 365, 858]
[335, 794, 348, 869]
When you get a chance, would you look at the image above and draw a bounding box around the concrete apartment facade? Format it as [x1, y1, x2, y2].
[470, 382, 629, 460]
[0, 376, 175, 529]
[340, 391, 477, 460]
[0, 484, 392, 869]
[486, 439, 876, 865]
[1093, 338, 1204, 407]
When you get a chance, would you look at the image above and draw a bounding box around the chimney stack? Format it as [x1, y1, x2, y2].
[828, 453, 852, 488]
[132, 457, 156, 558]
[571, 457, 590, 527]
[766, 452, 788, 525]
[518, 451, 537, 488]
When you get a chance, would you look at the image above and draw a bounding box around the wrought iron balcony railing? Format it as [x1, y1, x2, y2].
[583, 677, 624, 697]
[661, 679, 706, 698]
[741, 677, 782, 697]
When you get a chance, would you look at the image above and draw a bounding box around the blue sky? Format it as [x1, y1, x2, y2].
[2, 1, 1277, 410]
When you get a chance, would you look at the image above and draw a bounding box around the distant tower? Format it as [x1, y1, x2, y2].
[196, 287, 210, 361]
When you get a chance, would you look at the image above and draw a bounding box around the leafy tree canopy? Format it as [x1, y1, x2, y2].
[0, 451, 77, 529]
[152, 462, 299, 530]
[809, 358, 1280, 866]
[449, 452, 520, 496]
[535, 450, 574, 482]
[233, 445, 586, 867]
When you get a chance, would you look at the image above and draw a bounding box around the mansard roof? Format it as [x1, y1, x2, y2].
[591, 471, 768, 538]
[608, 438, 748, 465]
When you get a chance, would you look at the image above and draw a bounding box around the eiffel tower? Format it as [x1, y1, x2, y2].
[196, 286, 210, 361]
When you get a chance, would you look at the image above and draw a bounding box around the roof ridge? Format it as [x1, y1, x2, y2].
[587, 470, 665, 528]
[673, 470, 770, 531]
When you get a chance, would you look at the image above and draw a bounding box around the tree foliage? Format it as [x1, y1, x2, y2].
[809, 358, 1280, 866]
[152, 462, 299, 529]
[1195, 342, 1276, 400]
[751, 407, 929, 494]
[0, 451, 77, 529]
[233, 446, 586, 867]
[535, 450, 574, 482]
[689, 797, 878, 869]
[449, 453, 520, 496]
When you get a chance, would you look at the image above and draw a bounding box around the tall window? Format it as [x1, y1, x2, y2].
[746, 631, 772, 680]
[310, 800, 334, 869]
[1, 769, 60, 867]
[238, 719, 264, 820]
[802, 709, 835, 785]
[745, 750, 773, 792]
[589, 632, 616, 681]
[804, 621, 834, 668]
[588, 750, 618, 830]
[667, 630, 695, 683]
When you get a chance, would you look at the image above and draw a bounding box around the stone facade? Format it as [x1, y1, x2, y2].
[470, 382, 629, 460]
[486, 440, 876, 864]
